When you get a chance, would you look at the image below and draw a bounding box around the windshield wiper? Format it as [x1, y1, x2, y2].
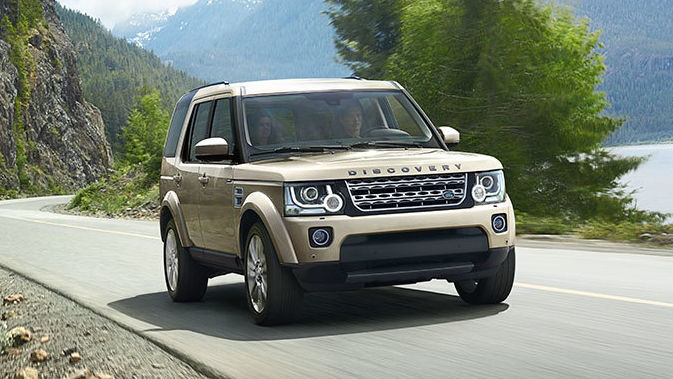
[349, 140, 424, 149]
[250, 145, 352, 156]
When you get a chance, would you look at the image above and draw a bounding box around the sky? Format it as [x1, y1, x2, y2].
[57, 0, 198, 29]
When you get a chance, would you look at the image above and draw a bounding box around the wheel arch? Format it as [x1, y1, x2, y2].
[238, 192, 298, 264]
[160, 190, 194, 247]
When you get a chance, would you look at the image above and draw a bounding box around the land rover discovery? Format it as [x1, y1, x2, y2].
[159, 78, 516, 325]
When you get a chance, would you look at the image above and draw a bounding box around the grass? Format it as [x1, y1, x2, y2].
[516, 211, 673, 246]
[68, 164, 158, 215]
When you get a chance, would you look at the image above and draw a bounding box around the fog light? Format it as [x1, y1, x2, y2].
[492, 214, 507, 233]
[309, 227, 333, 247]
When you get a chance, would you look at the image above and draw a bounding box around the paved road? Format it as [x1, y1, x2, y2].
[1, 196, 672, 378]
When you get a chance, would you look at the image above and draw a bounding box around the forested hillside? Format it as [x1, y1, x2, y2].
[558, 0, 673, 144]
[57, 4, 203, 150]
[112, 0, 349, 82]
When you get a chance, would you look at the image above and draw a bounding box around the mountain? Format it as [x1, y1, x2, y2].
[112, 0, 350, 82]
[558, 0, 673, 144]
[0, 0, 111, 196]
[109, 9, 174, 48]
[57, 4, 204, 151]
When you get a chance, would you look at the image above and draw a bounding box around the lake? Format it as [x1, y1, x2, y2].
[610, 143, 673, 220]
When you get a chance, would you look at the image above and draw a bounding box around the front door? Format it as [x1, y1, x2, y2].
[198, 97, 237, 253]
[178, 100, 214, 247]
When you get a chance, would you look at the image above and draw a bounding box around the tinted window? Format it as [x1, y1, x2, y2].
[163, 91, 195, 157]
[242, 91, 438, 149]
[188, 101, 213, 162]
[210, 98, 235, 155]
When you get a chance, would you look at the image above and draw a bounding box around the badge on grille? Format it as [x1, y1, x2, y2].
[442, 190, 456, 200]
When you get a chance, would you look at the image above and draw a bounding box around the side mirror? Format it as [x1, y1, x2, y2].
[195, 137, 229, 160]
[438, 126, 460, 145]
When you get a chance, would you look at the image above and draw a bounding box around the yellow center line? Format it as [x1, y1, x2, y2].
[0, 214, 161, 241]
[515, 282, 673, 309]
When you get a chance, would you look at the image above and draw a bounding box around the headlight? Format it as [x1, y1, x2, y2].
[285, 183, 345, 216]
[472, 170, 505, 204]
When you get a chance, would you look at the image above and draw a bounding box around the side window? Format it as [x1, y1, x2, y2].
[164, 91, 195, 157]
[210, 98, 235, 155]
[187, 101, 213, 162]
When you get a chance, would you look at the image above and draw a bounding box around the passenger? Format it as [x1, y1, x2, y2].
[250, 112, 275, 146]
[338, 105, 363, 138]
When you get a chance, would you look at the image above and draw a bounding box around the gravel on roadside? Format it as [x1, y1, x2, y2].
[0, 266, 206, 379]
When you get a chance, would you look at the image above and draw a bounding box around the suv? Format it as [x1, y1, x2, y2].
[159, 78, 515, 325]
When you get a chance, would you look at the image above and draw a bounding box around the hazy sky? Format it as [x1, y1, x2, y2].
[57, 0, 198, 29]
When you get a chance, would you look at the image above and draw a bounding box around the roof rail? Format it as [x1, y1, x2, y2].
[190, 81, 230, 92]
[343, 76, 364, 80]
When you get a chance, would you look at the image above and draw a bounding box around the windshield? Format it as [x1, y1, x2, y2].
[242, 91, 441, 155]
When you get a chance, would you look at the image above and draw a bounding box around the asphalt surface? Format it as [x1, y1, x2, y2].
[1, 196, 672, 378]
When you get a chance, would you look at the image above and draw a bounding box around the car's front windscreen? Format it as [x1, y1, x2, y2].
[242, 91, 441, 156]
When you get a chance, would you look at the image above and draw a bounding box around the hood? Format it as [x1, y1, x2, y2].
[234, 148, 503, 182]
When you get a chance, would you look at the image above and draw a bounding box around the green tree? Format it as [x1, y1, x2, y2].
[325, 0, 402, 78]
[328, 0, 645, 221]
[119, 89, 170, 179]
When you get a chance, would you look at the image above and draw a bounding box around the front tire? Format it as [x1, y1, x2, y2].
[245, 222, 303, 325]
[163, 219, 208, 302]
[455, 247, 515, 304]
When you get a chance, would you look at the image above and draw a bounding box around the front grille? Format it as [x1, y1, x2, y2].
[346, 173, 468, 211]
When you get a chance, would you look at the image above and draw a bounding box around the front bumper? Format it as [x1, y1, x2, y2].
[282, 196, 515, 263]
[280, 197, 515, 291]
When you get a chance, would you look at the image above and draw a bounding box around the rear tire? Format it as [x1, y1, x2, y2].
[455, 247, 515, 304]
[163, 219, 208, 302]
[245, 222, 303, 325]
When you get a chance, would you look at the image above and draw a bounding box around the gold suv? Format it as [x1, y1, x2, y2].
[159, 78, 516, 325]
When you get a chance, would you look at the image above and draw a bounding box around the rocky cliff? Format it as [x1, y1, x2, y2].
[0, 0, 111, 196]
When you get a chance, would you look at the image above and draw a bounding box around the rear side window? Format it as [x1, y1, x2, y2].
[163, 91, 195, 157]
[187, 101, 213, 162]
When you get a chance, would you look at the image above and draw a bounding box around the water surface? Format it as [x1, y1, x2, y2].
[610, 144, 673, 220]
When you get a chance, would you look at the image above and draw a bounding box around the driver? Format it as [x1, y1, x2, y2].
[337, 104, 363, 138]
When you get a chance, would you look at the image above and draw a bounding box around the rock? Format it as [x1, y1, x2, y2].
[151, 363, 166, 369]
[3, 294, 25, 305]
[62, 347, 77, 356]
[29, 326, 42, 333]
[65, 368, 114, 379]
[13, 367, 38, 379]
[69, 352, 82, 363]
[4, 347, 22, 356]
[2, 310, 18, 320]
[66, 369, 92, 379]
[40, 335, 50, 344]
[9, 327, 31, 345]
[30, 348, 49, 362]
[0, 0, 112, 194]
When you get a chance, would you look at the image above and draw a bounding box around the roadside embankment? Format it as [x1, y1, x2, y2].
[0, 266, 205, 379]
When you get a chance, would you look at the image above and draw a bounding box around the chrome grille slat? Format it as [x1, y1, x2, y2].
[346, 173, 468, 212]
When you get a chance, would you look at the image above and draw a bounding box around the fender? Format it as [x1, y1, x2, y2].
[239, 191, 298, 264]
[161, 191, 194, 247]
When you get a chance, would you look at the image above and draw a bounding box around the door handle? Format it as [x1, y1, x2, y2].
[198, 175, 209, 185]
[172, 174, 183, 184]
